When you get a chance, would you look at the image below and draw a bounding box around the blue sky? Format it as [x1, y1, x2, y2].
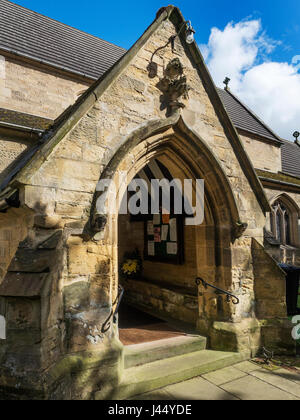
[11, 0, 299, 58]
[11, 0, 300, 138]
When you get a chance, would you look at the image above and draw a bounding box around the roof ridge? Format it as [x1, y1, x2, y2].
[4, 0, 127, 52]
[218, 87, 282, 144]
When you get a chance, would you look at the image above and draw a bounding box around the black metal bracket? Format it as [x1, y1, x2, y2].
[101, 285, 124, 334]
[195, 278, 240, 305]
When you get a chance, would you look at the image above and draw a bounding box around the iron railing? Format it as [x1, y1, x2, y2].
[101, 285, 124, 333]
[195, 278, 240, 305]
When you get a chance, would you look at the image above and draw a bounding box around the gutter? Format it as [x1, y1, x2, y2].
[0, 46, 99, 82]
[259, 176, 300, 190]
[236, 126, 283, 147]
[0, 121, 44, 136]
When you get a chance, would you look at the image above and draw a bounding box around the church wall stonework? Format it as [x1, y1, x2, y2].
[0, 131, 33, 182]
[0, 53, 90, 183]
[0, 208, 33, 279]
[239, 132, 282, 173]
[0, 16, 293, 399]
[0, 54, 89, 120]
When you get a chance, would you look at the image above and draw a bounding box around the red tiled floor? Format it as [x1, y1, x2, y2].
[118, 303, 184, 345]
[119, 322, 184, 346]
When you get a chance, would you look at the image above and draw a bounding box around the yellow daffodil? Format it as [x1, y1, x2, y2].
[122, 259, 139, 274]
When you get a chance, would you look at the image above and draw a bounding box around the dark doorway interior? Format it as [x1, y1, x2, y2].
[280, 264, 300, 316]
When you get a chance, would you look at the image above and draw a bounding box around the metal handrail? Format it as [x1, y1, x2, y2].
[101, 285, 125, 333]
[195, 278, 240, 305]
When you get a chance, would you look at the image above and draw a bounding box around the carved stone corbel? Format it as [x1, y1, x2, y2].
[156, 58, 190, 116]
[91, 214, 107, 233]
[233, 221, 248, 239]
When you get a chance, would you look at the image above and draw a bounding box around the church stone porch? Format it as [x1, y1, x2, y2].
[0, 5, 295, 400]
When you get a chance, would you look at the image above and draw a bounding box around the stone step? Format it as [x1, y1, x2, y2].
[96, 350, 247, 400]
[124, 335, 207, 369]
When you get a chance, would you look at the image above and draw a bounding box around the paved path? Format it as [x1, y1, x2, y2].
[133, 361, 300, 400]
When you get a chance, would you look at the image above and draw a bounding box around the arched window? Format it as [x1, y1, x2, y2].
[271, 200, 292, 245]
[285, 212, 291, 245]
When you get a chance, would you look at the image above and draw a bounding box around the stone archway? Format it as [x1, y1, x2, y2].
[89, 116, 243, 343]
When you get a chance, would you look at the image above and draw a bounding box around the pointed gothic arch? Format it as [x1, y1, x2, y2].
[269, 193, 300, 247]
[89, 115, 242, 241]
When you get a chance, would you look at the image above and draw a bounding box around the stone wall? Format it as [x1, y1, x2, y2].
[252, 239, 286, 319]
[251, 239, 295, 353]
[124, 278, 198, 325]
[239, 132, 282, 173]
[0, 53, 89, 188]
[0, 130, 33, 182]
[0, 208, 33, 281]
[205, 239, 290, 355]
[0, 54, 89, 120]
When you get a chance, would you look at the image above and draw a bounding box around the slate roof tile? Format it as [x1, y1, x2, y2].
[281, 139, 300, 178]
[0, 0, 126, 79]
[217, 88, 281, 144]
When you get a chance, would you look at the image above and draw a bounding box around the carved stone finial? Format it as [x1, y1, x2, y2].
[157, 58, 189, 116]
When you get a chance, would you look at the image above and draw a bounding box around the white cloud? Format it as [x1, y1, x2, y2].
[200, 19, 300, 139]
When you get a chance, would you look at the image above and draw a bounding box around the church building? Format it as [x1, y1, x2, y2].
[0, 0, 299, 400]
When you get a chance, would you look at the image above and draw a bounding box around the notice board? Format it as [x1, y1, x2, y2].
[144, 213, 184, 264]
